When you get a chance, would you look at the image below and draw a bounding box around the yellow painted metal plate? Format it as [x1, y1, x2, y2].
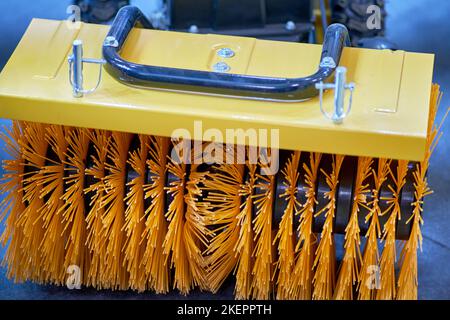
[0, 19, 434, 161]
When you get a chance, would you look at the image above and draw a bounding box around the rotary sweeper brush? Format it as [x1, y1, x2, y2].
[0, 6, 447, 300]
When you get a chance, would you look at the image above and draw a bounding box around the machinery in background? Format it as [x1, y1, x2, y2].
[164, 0, 315, 42]
[73, 0, 130, 23]
[73, 0, 392, 47]
[331, 0, 387, 46]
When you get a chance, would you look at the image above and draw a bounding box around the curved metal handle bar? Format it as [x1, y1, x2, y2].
[103, 6, 350, 102]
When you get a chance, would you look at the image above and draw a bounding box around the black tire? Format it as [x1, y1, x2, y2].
[331, 0, 386, 46]
[74, 0, 129, 24]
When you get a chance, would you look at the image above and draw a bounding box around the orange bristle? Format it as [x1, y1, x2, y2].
[334, 156, 372, 300]
[396, 84, 442, 300]
[101, 131, 132, 289]
[163, 139, 209, 294]
[141, 135, 170, 293]
[234, 161, 256, 299]
[0, 122, 27, 281]
[274, 151, 300, 300]
[60, 128, 92, 284]
[203, 149, 245, 293]
[38, 125, 70, 284]
[313, 155, 344, 300]
[358, 158, 390, 299]
[85, 129, 111, 289]
[290, 152, 321, 299]
[377, 160, 409, 300]
[182, 145, 211, 291]
[17, 122, 49, 282]
[123, 135, 149, 292]
[251, 150, 276, 299]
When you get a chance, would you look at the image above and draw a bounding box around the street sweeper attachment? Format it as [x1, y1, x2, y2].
[0, 6, 447, 299]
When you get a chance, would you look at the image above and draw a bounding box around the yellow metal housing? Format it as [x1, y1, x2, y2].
[0, 19, 434, 161]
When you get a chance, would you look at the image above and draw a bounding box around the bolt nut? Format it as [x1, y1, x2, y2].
[217, 47, 235, 58]
[213, 62, 231, 73]
[285, 20, 296, 31]
[104, 36, 119, 47]
[189, 25, 199, 33]
[320, 57, 337, 68]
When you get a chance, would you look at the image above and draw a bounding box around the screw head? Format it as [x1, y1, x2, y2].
[320, 57, 337, 68]
[213, 62, 231, 73]
[285, 20, 296, 31]
[217, 47, 235, 58]
[189, 25, 199, 33]
[104, 36, 118, 47]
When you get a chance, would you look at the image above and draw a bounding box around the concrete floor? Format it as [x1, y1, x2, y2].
[0, 0, 449, 299]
